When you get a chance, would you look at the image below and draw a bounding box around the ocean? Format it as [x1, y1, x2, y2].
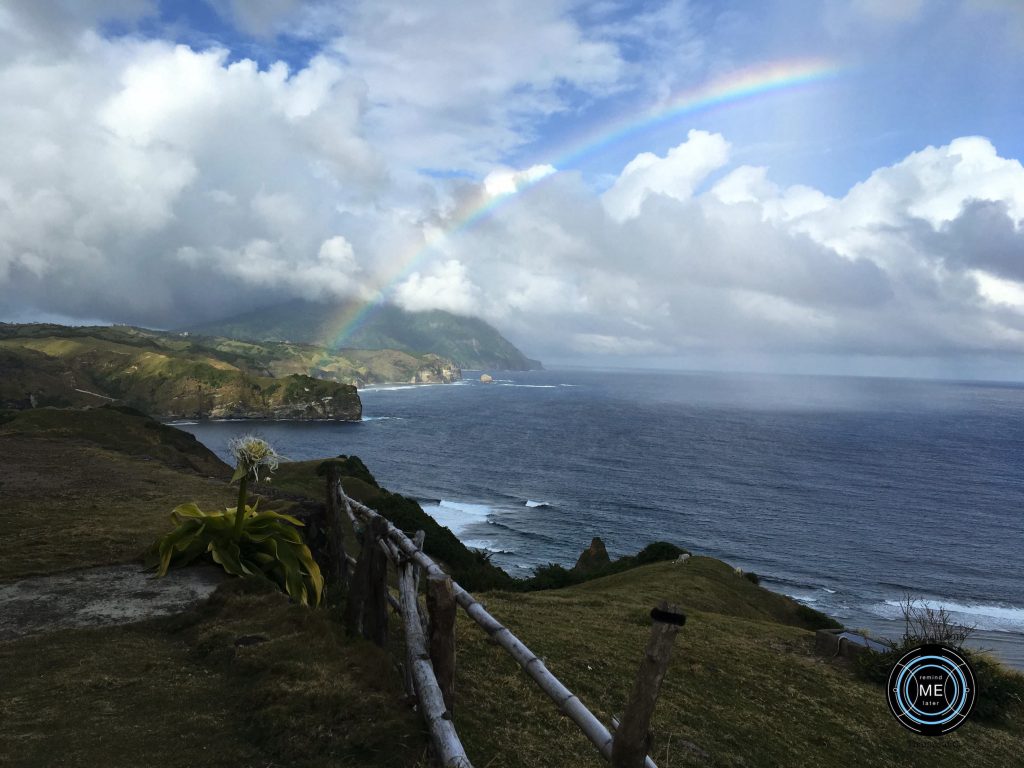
[178, 369, 1024, 669]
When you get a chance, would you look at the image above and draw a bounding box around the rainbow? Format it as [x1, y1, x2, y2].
[320, 57, 845, 353]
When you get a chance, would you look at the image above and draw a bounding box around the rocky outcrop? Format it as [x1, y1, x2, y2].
[204, 375, 361, 421]
[407, 358, 461, 384]
[573, 537, 611, 574]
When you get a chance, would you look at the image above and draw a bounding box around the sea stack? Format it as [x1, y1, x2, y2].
[573, 537, 611, 574]
[480, 373, 493, 383]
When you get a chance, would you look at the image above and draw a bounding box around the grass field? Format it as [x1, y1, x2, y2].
[1, 411, 1021, 767]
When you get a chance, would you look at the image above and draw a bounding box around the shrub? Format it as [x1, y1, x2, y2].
[854, 640, 1024, 724]
[525, 563, 580, 591]
[970, 650, 1024, 723]
[795, 603, 842, 631]
[633, 541, 688, 565]
[743, 571, 761, 585]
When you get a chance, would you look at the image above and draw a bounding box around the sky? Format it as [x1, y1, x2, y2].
[2, 0, 1024, 378]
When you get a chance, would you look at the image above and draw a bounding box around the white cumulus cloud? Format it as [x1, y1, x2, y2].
[602, 130, 731, 221]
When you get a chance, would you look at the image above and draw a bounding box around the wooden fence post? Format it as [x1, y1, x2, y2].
[343, 515, 390, 647]
[611, 602, 685, 768]
[413, 530, 426, 591]
[427, 572, 457, 713]
[316, 462, 349, 599]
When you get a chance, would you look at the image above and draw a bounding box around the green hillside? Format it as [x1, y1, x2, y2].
[1, 416, 1020, 767]
[0, 323, 363, 420]
[0, 323, 467, 420]
[187, 299, 543, 371]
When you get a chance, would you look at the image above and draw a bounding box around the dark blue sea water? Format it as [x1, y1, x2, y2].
[179, 369, 1024, 668]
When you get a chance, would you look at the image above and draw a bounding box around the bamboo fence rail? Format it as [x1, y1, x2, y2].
[397, 560, 473, 767]
[334, 482, 659, 768]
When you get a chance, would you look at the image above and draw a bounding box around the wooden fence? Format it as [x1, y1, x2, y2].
[326, 473, 681, 768]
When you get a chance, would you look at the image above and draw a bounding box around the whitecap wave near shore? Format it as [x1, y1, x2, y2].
[871, 598, 1024, 633]
[420, 499, 492, 536]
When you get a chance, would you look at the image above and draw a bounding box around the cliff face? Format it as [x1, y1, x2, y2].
[204, 375, 361, 421]
[319, 348, 461, 387]
[408, 357, 460, 385]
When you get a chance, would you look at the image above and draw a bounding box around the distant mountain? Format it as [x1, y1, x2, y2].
[187, 299, 542, 371]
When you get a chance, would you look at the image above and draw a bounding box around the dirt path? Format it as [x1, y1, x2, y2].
[0, 564, 225, 640]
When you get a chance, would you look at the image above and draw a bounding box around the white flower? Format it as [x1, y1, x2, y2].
[228, 435, 281, 482]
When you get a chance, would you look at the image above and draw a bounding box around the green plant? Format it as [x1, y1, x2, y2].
[153, 436, 323, 606]
[854, 639, 1024, 724]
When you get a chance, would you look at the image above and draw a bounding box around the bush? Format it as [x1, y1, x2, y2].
[524, 563, 579, 591]
[854, 592, 1024, 721]
[633, 541, 688, 565]
[970, 650, 1024, 723]
[795, 603, 842, 631]
[743, 571, 761, 585]
[854, 640, 1024, 723]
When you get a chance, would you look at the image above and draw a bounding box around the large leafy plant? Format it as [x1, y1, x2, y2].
[153, 436, 323, 606]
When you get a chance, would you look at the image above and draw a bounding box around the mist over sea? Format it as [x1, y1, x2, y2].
[180, 369, 1024, 669]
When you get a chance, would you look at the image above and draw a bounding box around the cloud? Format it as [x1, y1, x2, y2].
[323, 0, 624, 173]
[0, 0, 155, 54]
[851, 0, 925, 22]
[483, 165, 557, 197]
[0, 18, 386, 325]
[602, 130, 731, 221]
[2, 4, 1024, 374]
[403, 134, 1024, 362]
[206, 0, 302, 37]
[394, 260, 480, 315]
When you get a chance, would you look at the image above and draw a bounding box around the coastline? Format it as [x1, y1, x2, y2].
[178, 368, 1024, 673]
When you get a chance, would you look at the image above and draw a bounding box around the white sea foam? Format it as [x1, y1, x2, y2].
[822, 588, 837, 594]
[361, 416, 404, 421]
[787, 594, 818, 604]
[462, 539, 516, 554]
[166, 420, 199, 425]
[525, 500, 549, 508]
[421, 500, 492, 536]
[497, 384, 558, 388]
[360, 383, 436, 392]
[874, 598, 1024, 633]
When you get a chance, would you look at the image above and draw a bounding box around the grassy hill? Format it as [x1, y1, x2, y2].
[0, 323, 462, 419]
[1, 414, 1020, 767]
[188, 298, 543, 371]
